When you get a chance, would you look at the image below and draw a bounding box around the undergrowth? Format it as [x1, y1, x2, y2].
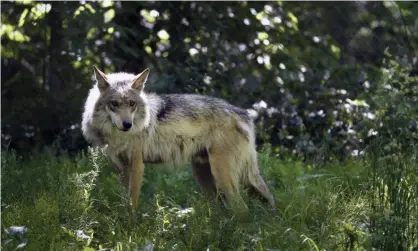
[3, 145, 407, 251]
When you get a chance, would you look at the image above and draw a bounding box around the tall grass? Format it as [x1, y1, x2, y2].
[368, 141, 418, 250]
[365, 49, 418, 251]
[1, 146, 381, 251]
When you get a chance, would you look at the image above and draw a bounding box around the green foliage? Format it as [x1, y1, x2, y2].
[366, 53, 418, 250]
[2, 148, 377, 251]
[1, 1, 417, 160]
[369, 50, 417, 152]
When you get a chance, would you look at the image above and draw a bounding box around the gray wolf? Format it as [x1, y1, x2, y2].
[81, 66, 275, 213]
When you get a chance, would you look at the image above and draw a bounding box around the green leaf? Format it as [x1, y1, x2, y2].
[104, 9, 115, 23]
[18, 9, 29, 27]
[330, 44, 340, 59]
[287, 12, 298, 24]
[257, 32, 268, 41]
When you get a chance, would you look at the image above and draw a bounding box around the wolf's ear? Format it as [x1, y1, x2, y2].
[92, 66, 110, 93]
[131, 68, 150, 91]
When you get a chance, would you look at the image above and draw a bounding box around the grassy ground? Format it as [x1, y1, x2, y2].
[1, 146, 416, 251]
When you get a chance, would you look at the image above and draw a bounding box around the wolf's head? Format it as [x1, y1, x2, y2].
[92, 66, 150, 132]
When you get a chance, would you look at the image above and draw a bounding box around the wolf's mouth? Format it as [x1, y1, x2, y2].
[120, 128, 130, 132]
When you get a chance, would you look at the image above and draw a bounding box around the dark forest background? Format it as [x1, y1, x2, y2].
[1, 1, 417, 159]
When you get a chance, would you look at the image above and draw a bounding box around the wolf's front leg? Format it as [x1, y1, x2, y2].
[106, 149, 130, 185]
[128, 148, 145, 211]
[111, 161, 129, 186]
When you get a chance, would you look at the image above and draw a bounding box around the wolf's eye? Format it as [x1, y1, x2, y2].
[110, 101, 119, 107]
[129, 101, 136, 107]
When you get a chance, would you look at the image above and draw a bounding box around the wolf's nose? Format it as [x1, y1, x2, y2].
[122, 121, 132, 129]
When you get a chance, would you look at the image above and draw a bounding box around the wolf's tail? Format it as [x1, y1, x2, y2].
[246, 149, 275, 206]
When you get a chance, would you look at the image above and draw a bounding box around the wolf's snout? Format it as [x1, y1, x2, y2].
[122, 120, 132, 130]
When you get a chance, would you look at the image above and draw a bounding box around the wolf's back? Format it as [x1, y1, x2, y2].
[151, 93, 252, 125]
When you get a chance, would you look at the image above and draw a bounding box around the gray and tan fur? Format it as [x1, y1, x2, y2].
[81, 66, 275, 212]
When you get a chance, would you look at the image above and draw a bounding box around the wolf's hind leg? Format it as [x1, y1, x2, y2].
[191, 149, 217, 199]
[208, 146, 248, 213]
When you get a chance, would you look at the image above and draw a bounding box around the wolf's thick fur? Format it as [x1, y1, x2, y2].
[81, 67, 275, 212]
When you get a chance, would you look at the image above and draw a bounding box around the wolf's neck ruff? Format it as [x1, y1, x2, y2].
[81, 67, 275, 212]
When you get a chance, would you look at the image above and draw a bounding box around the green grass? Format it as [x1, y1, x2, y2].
[1, 146, 416, 251]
